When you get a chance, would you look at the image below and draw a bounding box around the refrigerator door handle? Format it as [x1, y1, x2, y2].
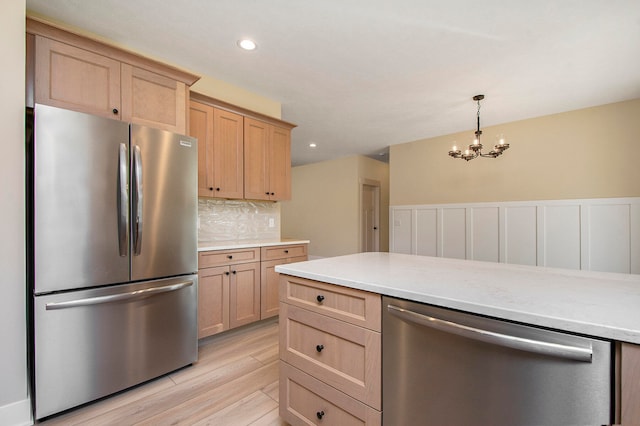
[117, 143, 129, 257]
[387, 304, 593, 362]
[45, 281, 193, 310]
[133, 145, 143, 255]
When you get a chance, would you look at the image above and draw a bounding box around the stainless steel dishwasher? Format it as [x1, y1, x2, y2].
[382, 296, 613, 426]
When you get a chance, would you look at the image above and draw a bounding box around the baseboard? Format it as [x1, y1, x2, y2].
[0, 398, 32, 426]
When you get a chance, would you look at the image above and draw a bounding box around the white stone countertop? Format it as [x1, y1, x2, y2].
[275, 252, 640, 344]
[198, 239, 309, 252]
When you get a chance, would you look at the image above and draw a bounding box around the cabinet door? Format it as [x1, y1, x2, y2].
[261, 259, 281, 320]
[261, 254, 307, 320]
[243, 117, 270, 200]
[121, 64, 187, 134]
[269, 125, 292, 200]
[198, 266, 230, 338]
[229, 262, 261, 328]
[213, 109, 244, 199]
[621, 342, 640, 424]
[35, 36, 121, 119]
[189, 101, 215, 197]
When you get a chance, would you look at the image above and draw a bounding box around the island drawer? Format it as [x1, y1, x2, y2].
[198, 247, 260, 268]
[280, 303, 381, 410]
[279, 275, 381, 331]
[261, 244, 307, 261]
[280, 362, 381, 426]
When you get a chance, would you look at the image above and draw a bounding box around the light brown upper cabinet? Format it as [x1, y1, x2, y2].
[189, 101, 244, 199]
[244, 118, 292, 201]
[189, 93, 295, 201]
[33, 36, 122, 119]
[27, 17, 199, 134]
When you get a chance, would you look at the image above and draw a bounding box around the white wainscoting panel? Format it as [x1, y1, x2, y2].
[390, 197, 640, 274]
[441, 208, 466, 259]
[505, 206, 538, 266]
[391, 208, 413, 254]
[587, 204, 631, 274]
[541, 204, 581, 270]
[470, 207, 499, 262]
[416, 208, 437, 257]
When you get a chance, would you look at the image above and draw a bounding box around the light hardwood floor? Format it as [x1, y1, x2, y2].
[40, 318, 286, 426]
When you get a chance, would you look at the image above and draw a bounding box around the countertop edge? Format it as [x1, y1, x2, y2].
[198, 239, 309, 252]
[276, 255, 640, 345]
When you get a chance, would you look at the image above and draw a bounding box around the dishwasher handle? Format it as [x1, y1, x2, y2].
[46, 281, 193, 310]
[387, 304, 593, 363]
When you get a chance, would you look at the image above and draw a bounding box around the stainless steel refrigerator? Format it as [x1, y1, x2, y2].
[27, 104, 199, 419]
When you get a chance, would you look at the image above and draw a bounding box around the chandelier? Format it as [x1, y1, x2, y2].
[448, 95, 509, 161]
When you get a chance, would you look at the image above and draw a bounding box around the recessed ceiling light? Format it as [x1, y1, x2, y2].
[237, 39, 257, 51]
[309, 143, 317, 148]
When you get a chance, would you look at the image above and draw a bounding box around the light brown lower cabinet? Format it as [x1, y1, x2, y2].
[197, 248, 260, 338]
[260, 244, 308, 319]
[198, 243, 308, 338]
[228, 261, 261, 329]
[279, 274, 381, 425]
[198, 260, 260, 335]
[197, 265, 229, 338]
[619, 342, 640, 425]
[280, 362, 381, 426]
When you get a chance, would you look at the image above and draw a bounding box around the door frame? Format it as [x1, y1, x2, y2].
[360, 178, 381, 252]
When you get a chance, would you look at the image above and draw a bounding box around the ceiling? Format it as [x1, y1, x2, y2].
[25, 0, 640, 166]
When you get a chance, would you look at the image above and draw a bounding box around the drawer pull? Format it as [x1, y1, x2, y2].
[227, 255, 233, 259]
[316, 410, 325, 420]
[316, 344, 324, 352]
[316, 295, 325, 303]
[284, 249, 289, 253]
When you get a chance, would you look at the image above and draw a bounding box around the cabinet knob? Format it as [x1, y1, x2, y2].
[216, 187, 221, 191]
[227, 255, 233, 259]
[284, 249, 289, 254]
[209, 187, 214, 191]
[270, 192, 275, 196]
[112, 108, 119, 115]
[316, 295, 325, 303]
[232, 270, 236, 274]
[316, 411, 325, 420]
[316, 344, 324, 353]
[373, 226, 378, 230]
[265, 192, 270, 195]
[224, 271, 230, 276]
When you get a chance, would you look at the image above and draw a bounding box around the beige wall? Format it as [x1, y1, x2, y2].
[191, 77, 281, 119]
[0, 0, 29, 422]
[390, 98, 640, 205]
[281, 155, 389, 258]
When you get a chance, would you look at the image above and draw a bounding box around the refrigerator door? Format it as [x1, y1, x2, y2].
[33, 104, 130, 294]
[130, 125, 198, 281]
[34, 275, 198, 419]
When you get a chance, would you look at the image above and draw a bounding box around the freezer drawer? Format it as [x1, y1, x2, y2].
[34, 275, 198, 419]
[382, 296, 612, 426]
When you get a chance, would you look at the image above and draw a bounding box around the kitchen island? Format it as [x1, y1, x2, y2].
[276, 252, 640, 425]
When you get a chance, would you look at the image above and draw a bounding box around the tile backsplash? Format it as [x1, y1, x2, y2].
[198, 198, 280, 242]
